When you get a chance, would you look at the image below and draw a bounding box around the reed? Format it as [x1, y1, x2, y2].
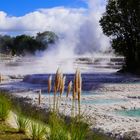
[73, 77, 76, 100]
[75, 70, 79, 94]
[72, 69, 82, 117]
[48, 75, 52, 108]
[66, 81, 72, 98]
[57, 76, 65, 111]
[54, 68, 61, 92]
[0, 74, 2, 83]
[52, 68, 82, 117]
[71, 82, 76, 117]
[48, 75, 52, 93]
[38, 89, 41, 105]
[53, 68, 61, 111]
[77, 70, 82, 101]
[60, 76, 66, 97]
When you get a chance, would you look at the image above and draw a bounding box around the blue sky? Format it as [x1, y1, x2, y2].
[0, 0, 88, 16]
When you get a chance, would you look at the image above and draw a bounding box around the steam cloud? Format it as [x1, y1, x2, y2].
[0, 0, 113, 74]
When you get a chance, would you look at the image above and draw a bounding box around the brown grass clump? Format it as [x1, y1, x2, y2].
[50, 68, 82, 115]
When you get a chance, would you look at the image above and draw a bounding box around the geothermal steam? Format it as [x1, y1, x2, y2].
[0, 0, 110, 55]
[0, 0, 112, 74]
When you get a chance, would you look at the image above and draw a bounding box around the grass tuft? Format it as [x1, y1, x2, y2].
[69, 116, 89, 140]
[30, 121, 47, 140]
[16, 113, 29, 134]
[0, 93, 11, 121]
[48, 112, 68, 140]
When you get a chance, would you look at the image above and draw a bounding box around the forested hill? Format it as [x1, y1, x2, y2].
[0, 31, 58, 56]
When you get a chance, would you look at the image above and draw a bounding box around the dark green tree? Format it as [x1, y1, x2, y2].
[0, 31, 58, 56]
[100, 0, 140, 73]
[10, 35, 44, 55]
[36, 31, 58, 45]
[0, 35, 13, 54]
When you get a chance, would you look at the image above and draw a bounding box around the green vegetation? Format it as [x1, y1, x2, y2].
[69, 116, 89, 140]
[48, 112, 68, 140]
[100, 0, 140, 73]
[36, 31, 58, 45]
[0, 94, 11, 121]
[0, 121, 28, 140]
[0, 31, 58, 56]
[30, 121, 47, 140]
[0, 70, 114, 140]
[16, 113, 29, 134]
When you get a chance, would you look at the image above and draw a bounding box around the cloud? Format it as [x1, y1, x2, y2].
[0, 1, 110, 55]
[0, 7, 86, 34]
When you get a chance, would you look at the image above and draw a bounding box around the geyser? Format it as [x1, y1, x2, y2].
[0, 0, 118, 75]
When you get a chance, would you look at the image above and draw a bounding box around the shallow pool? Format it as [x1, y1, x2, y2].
[81, 98, 128, 105]
[116, 109, 140, 117]
[43, 91, 102, 96]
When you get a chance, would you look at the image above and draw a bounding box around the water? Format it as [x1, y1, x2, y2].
[23, 73, 140, 91]
[43, 91, 102, 96]
[43, 92, 128, 105]
[81, 98, 128, 105]
[116, 109, 140, 117]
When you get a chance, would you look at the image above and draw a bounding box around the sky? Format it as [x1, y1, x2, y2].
[0, 0, 88, 16]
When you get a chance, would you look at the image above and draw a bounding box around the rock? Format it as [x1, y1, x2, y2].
[123, 131, 140, 140]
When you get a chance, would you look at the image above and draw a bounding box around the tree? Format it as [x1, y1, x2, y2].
[0, 31, 58, 56]
[0, 35, 13, 54]
[36, 31, 58, 46]
[9, 35, 44, 55]
[100, 0, 140, 73]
